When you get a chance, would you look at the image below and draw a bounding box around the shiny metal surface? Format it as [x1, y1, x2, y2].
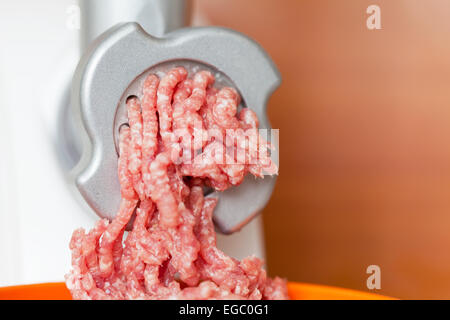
[79, 0, 190, 53]
[60, 0, 189, 171]
[71, 22, 280, 234]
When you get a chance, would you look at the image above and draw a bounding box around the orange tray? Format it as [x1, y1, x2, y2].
[0, 282, 393, 300]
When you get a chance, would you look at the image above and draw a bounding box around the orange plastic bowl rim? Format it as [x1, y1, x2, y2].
[0, 282, 393, 300]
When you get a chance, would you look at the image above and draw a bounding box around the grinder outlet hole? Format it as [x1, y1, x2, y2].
[113, 59, 247, 157]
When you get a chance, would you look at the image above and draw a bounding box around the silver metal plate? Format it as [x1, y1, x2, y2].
[71, 22, 280, 234]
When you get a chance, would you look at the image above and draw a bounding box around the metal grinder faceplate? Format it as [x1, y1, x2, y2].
[71, 22, 280, 234]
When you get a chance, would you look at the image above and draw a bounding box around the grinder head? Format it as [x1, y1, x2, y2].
[71, 22, 280, 234]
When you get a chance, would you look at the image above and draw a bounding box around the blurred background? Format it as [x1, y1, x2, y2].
[196, 0, 450, 299]
[2, 0, 450, 299]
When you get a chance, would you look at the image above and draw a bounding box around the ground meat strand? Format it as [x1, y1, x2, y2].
[65, 67, 287, 300]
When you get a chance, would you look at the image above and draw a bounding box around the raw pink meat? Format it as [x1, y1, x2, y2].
[65, 67, 288, 300]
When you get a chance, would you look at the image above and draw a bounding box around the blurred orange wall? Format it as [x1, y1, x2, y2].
[195, 0, 450, 299]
